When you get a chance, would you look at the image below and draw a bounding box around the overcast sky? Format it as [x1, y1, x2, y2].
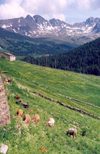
[0, 0, 100, 23]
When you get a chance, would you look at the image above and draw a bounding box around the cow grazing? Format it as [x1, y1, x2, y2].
[66, 128, 77, 138]
[23, 114, 31, 123]
[14, 94, 21, 100]
[32, 114, 40, 123]
[17, 109, 23, 117]
[4, 78, 12, 84]
[46, 118, 55, 127]
[4, 79, 8, 83]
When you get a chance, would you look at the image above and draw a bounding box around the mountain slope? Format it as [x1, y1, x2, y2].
[0, 59, 100, 154]
[24, 37, 100, 75]
[0, 15, 100, 44]
[0, 28, 77, 56]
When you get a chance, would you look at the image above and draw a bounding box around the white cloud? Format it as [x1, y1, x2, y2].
[22, 0, 67, 18]
[0, 0, 100, 21]
[76, 0, 96, 10]
[0, 0, 26, 19]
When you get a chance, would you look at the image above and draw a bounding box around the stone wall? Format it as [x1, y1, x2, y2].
[0, 75, 10, 127]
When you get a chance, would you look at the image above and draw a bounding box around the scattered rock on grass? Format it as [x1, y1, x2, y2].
[0, 144, 8, 154]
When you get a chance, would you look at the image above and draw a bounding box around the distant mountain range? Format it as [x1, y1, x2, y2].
[0, 15, 100, 44]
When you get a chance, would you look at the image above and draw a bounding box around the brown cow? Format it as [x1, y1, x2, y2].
[23, 114, 31, 123]
[14, 94, 21, 100]
[32, 114, 40, 123]
[66, 128, 77, 138]
[17, 109, 23, 117]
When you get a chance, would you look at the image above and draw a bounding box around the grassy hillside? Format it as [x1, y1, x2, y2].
[0, 59, 100, 154]
[0, 28, 77, 56]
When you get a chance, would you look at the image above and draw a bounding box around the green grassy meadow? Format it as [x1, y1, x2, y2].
[0, 59, 100, 154]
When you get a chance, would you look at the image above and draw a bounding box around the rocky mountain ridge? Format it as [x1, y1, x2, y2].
[0, 15, 100, 43]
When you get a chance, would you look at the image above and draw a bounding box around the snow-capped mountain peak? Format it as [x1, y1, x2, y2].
[0, 15, 100, 42]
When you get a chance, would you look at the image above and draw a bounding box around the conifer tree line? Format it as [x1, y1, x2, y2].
[23, 37, 100, 76]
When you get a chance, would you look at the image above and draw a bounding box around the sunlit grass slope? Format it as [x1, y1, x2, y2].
[0, 59, 100, 154]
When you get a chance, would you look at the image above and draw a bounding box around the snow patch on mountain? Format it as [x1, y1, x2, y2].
[0, 15, 100, 42]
